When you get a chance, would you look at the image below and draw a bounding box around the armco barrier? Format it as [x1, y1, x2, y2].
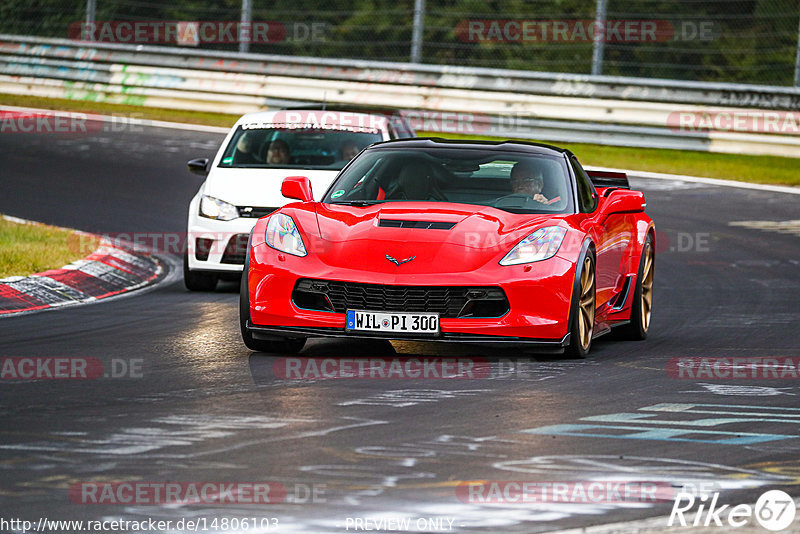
[1, 34, 799, 157]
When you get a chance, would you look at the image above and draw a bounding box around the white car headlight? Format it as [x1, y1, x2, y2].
[266, 213, 307, 257]
[199, 195, 239, 221]
[500, 226, 567, 266]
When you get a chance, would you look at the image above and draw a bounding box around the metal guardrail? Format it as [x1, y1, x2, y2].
[1, 34, 799, 158]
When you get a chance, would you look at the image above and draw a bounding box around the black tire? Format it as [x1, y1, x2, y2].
[615, 234, 654, 341]
[183, 252, 218, 291]
[239, 262, 306, 354]
[564, 250, 596, 359]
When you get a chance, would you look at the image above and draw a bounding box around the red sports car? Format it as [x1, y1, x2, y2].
[240, 138, 654, 357]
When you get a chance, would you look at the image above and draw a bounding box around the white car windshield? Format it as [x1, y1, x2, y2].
[218, 125, 383, 170]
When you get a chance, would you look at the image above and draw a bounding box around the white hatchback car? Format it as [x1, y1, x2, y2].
[184, 108, 414, 290]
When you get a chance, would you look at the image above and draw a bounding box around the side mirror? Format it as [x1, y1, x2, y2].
[187, 158, 209, 176]
[281, 176, 314, 202]
[600, 189, 646, 216]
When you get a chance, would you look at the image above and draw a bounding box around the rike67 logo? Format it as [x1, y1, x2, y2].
[669, 489, 796, 531]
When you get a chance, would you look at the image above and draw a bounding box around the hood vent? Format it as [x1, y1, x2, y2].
[379, 219, 456, 230]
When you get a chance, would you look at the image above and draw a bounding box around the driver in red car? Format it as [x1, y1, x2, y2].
[510, 160, 550, 204]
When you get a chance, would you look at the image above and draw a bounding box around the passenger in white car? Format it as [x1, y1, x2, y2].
[266, 139, 292, 164]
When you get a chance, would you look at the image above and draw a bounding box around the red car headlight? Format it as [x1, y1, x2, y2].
[266, 213, 307, 257]
[500, 226, 567, 266]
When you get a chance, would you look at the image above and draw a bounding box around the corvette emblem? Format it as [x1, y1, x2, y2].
[386, 255, 416, 266]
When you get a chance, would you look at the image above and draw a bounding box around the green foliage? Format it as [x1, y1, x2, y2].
[2, 0, 798, 84]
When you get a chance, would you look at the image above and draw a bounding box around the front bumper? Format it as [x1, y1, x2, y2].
[247, 321, 570, 351]
[247, 243, 578, 344]
[187, 216, 259, 273]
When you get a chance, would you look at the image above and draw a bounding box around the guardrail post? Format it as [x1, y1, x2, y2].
[85, 0, 96, 41]
[239, 0, 252, 54]
[410, 0, 426, 63]
[794, 15, 800, 86]
[591, 0, 607, 76]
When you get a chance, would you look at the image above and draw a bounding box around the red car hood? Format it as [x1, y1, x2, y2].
[307, 202, 564, 274]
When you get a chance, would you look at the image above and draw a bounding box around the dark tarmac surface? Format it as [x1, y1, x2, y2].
[1, 124, 799, 532]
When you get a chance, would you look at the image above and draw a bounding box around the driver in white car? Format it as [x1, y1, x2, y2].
[233, 131, 264, 165]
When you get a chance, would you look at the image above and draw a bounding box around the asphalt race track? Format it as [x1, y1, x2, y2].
[1, 124, 800, 533]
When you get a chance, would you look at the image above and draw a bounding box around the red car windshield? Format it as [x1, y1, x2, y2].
[324, 147, 574, 214]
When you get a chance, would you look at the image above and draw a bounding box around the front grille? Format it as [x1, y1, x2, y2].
[238, 206, 277, 218]
[292, 279, 509, 318]
[378, 219, 456, 230]
[220, 234, 250, 264]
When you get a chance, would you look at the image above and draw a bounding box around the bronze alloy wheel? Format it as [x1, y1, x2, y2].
[640, 242, 654, 332]
[614, 233, 655, 342]
[578, 256, 596, 350]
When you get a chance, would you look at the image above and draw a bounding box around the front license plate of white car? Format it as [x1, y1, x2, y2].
[346, 310, 440, 334]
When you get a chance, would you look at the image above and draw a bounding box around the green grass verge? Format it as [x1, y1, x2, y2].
[0, 216, 99, 279]
[0, 93, 241, 128]
[2, 93, 798, 186]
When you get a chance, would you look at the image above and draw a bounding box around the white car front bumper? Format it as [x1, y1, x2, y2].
[186, 196, 270, 273]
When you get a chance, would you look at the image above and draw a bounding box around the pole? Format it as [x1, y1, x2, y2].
[591, 0, 607, 76]
[794, 15, 800, 86]
[85, 0, 96, 41]
[410, 0, 425, 63]
[239, 0, 252, 54]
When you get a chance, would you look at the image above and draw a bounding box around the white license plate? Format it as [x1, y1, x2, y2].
[346, 310, 440, 334]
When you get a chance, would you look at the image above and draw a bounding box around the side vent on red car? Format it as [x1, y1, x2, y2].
[610, 275, 634, 310]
